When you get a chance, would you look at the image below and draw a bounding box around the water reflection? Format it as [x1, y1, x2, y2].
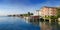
[0, 17, 40, 30]
[29, 20, 60, 30]
[40, 22, 60, 30]
[39, 22, 52, 30]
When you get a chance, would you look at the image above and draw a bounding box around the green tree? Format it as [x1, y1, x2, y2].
[28, 12, 31, 16]
[57, 8, 60, 18]
[30, 13, 33, 15]
[28, 12, 33, 16]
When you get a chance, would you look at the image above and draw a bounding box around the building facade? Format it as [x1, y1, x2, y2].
[34, 10, 41, 16]
[41, 6, 57, 17]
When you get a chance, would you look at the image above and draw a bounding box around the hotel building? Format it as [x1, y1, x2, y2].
[41, 6, 57, 17]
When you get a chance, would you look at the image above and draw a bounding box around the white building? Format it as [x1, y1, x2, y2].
[34, 10, 42, 16]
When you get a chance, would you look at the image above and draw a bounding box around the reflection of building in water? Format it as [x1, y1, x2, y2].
[30, 21, 39, 26]
[58, 22, 60, 25]
[57, 22, 60, 30]
[39, 22, 52, 30]
[39, 22, 60, 30]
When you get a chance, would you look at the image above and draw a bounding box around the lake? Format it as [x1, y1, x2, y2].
[0, 16, 60, 30]
[0, 16, 40, 30]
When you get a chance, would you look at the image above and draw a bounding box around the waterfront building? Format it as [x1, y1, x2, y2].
[34, 10, 42, 16]
[41, 6, 57, 17]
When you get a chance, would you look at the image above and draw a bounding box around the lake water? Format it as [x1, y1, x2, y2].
[0, 16, 40, 30]
[0, 16, 60, 30]
[39, 21, 60, 30]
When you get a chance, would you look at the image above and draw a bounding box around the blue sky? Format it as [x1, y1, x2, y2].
[0, 0, 60, 15]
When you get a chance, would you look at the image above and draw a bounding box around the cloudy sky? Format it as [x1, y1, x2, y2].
[0, 0, 60, 16]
